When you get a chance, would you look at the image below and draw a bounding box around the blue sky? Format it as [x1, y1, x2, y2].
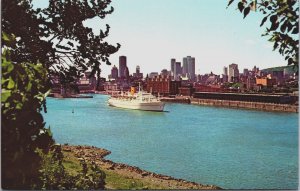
[33, 0, 286, 78]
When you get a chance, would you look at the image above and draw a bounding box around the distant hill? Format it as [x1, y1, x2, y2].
[262, 65, 296, 73]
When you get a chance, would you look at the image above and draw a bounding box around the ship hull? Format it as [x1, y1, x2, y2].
[108, 99, 165, 111]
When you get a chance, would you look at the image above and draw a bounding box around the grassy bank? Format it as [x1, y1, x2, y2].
[61, 145, 221, 190]
[63, 150, 163, 189]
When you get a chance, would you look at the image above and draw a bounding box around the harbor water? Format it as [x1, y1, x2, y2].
[43, 94, 298, 189]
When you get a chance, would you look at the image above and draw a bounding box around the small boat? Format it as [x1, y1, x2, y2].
[108, 84, 165, 112]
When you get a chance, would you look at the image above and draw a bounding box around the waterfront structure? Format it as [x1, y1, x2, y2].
[193, 92, 295, 104]
[119, 56, 127, 78]
[194, 84, 223, 92]
[146, 75, 181, 96]
[111, 65, 118, 79]
[256, 77, 276, 87]
[228, 63, 239, 82]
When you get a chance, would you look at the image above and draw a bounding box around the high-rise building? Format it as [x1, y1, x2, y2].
[174, 62, 182, 80]
[111, 65, 118, 79]
[119, 56, 127, 78]
[187, 56, 195, 80]
[243, 68, 249, 76]
[223, 66, 228, 83]
[182, 57, 188, 76]
[133, 65, 143, 79]
[228, 63, 239, 82]
[170, 58, 176, 77]
[223, 67, 228, 76]
[124, 66, 129, 79]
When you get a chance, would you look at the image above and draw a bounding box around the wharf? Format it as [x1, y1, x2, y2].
[190, 98, 298, 113]
[161, 97, 191, 104]
[48, 93, 93, 98]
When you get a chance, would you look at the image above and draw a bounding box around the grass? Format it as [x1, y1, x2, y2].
[62, 150, 166, 190]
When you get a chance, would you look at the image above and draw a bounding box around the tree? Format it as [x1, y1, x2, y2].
[227, 0, 299, 72]
[2, 0, 120, 189]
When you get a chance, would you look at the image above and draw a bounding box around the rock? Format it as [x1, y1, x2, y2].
[63, 147, 71, 152]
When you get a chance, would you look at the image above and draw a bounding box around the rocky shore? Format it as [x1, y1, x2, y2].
[62, 145, 221, 190]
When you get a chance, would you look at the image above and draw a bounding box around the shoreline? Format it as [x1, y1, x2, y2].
[49, 91, 298, 113]
[62, 144, 221, 190]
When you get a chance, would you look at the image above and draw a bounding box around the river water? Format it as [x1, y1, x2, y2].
[43, 94, 298, 189]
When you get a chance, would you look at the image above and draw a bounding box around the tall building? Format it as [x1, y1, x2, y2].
[243, 68, 249, 76]
[174, 62, 182, 80]
[124, 66, 129, 79]
[182, 57, 188, 76]
[223, 67, 228, 76]
[187, 56, 195, 81]
[133, 65, 143, 79]
[228, 63, 239, 82]
[170, 58, 176, 77]
[119, 56, 127, 78]
[111, 65, 118, 79]
[223, 66, 228, 83]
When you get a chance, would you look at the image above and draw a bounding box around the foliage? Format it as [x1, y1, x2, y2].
[38, 145, 105, 190]
[227, 0, 299, 72]
[2, 0, 120, 87]
[2, 0, 120, 189]
[2, 39, 54, 189]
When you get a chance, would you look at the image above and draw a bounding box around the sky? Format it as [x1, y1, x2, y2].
[33, 0, 286, 78]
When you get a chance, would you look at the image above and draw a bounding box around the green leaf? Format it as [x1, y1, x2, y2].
[2, 32, 10, 41]
[2, 57, 14, 74]
[243, 7, 250, 18]
[7, 77, 15, 89]
[26, 82, 33, 92]
[1, 90, 11, 102]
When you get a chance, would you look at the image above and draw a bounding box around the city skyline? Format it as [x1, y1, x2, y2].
[33, 0, 287, 78]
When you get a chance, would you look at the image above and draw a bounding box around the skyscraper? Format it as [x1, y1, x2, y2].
[174, 62, 182, 80]
[111, 65, 118, 79]
[119, 56, 127, 78]
[124, 66, 129, 79]
[223, 66, 228, 76]
[228, 63, 239, 82]
[171, 58, 176, 77]
[184, 56, 195, 81]
[133, 65, 143, 79]
[182, 57, 188, 76]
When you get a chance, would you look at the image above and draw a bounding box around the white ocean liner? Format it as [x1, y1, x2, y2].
[108, 85, 165, 112]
